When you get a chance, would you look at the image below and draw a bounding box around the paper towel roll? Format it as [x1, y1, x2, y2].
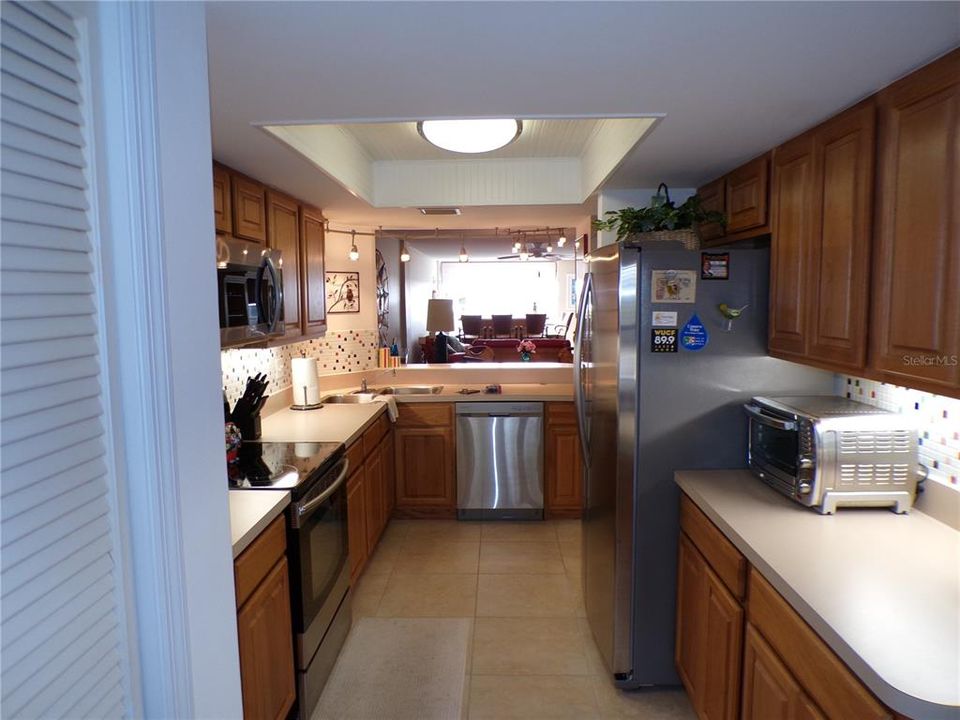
[291, 357, 320, 406]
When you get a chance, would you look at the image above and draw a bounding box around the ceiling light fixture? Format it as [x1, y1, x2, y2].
[418, 118, 522, 154]
[519, 244, 529, 262]
[400, 235, 410, 263]
[557, 230, 567, 247]
[459, 234, 469, 263]
[349, 230, 359, 261]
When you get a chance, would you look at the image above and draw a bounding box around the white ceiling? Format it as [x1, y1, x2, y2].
[206, 1, 959, 230]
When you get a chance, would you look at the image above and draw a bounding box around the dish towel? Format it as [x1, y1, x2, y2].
[373, 396, 399, 422]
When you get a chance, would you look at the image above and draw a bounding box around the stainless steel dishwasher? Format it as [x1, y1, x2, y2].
[456, 402, 543, 520]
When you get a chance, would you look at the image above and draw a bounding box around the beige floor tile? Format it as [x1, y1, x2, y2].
[351, 572, 388, 619]
[392, 541, 480, 574]
[479, 541, 565, 574]
[404, 519, 483, 544]
[379, 518, 414, 543]
[591, 678, 696, 719]
[481, 520, 559, 542]
[476, 574, 578, 617]
[567, 573, 587, 618]
[554, 519, 582, 543]
[560, 540, 582, 576]
[362, 542, 400, 576]
[471, 617, 590, 675]
[578, 618, 611, 676]
[376, 573, 478, 617]
[468, 675, 600, 719]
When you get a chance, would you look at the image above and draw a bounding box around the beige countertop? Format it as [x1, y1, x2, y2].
[675, 470, 960, 720]
[229, 489, 290, 558]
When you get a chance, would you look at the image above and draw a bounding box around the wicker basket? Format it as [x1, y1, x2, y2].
[624, 227, 701, 251]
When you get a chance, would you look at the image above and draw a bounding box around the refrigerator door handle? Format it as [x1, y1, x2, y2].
[574, 272, 593, 467]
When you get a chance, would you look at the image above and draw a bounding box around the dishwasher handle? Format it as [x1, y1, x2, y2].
[459, 412, 542, 418]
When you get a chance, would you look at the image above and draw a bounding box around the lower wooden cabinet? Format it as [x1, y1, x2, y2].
[346, 412, 395, 581]
[742, 623, 824, 720]
[675, 533, 743, 720]
[395, 403, 456, 516]
[234, 515, 295, 720]
[346, 468, 367, 582]
[544, 402, 583, 518]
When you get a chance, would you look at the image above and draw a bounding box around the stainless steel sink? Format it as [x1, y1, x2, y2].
[375, 385, 444, 395]
[322, 393, 380, 404]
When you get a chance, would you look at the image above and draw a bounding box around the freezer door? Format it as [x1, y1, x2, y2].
[581, 242, 637, 681]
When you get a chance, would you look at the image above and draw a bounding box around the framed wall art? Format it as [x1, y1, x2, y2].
[325, 270, 360, 313]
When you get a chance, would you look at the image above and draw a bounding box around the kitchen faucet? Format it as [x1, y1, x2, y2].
[361, 378, 368, 393]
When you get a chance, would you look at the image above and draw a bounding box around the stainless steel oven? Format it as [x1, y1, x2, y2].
[216, 235, 284, 347]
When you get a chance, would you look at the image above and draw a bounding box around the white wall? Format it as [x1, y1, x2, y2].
[596, 187, 696, 247]
[324, 231, 378, 332]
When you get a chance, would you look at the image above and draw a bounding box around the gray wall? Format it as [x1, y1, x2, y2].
[403, 247, 437, 363]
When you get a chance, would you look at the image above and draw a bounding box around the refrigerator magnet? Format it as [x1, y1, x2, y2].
[651, 270, 696, 303]
[701, 252, 729, 280]
[680, 313, 709, 351]
[651, 328, 678, 353]
[652, 311, 678, 327]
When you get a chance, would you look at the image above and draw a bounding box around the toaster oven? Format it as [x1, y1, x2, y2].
[744, 396, 921, 514]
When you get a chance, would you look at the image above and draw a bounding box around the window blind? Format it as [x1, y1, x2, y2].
[1, 2, 128, 717]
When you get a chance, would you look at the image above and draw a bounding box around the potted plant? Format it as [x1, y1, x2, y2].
[592, 184, 725, 249]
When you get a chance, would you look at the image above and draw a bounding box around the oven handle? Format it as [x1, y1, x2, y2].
[743, 403, 797, 431]
[291, 458, 349, 528]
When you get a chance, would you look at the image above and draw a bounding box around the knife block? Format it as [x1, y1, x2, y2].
[233, 412, 261, 441]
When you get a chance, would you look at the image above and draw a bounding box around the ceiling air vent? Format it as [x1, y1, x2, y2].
[418, 207, 462, 216]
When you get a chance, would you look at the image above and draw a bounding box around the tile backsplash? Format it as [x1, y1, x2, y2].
[837, 375, 960, 489]
[221, 330, 378, 404]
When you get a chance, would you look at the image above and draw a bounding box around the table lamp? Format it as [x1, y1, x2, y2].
[426, 298, 455, 363]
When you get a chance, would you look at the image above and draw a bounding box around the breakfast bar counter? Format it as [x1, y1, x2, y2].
[675, 469, 960, 720]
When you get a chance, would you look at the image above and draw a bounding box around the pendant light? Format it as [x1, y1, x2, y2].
[400, 234, 410, 263]
[348, 230, 359, 261]
[519, 244, 529, 262]
[546, 231, 553, 254]
[459, 233, 469, 263]
[557, 229, 567, 247]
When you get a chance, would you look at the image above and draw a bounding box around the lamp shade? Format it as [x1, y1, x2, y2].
[425, 299, 455, 332]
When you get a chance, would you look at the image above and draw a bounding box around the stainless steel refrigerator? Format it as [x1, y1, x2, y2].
[575, 241, 832, 688]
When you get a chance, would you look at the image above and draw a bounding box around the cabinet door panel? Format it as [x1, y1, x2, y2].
[300, 206, 327, 335]
[395, 427, 455, 507]
[237, 558, 296, 720]
[742, 623, 800, 720]
[213, 164, 232, 235]
[544, 422, 582, 516]
[232, 175, 267, 243]
[726, 155, 769, 233]
[266, 191, 301, 339]
[382, 433, 396, 520]
[364, 446, 384, 551]
[698, 178, 726, 242]
[872, 50, 960, 391]
[769, 135, 817, 357]
[675, 533, 707, 703]
[701, 568, 743, 720]
[347, 471, 367, 581]
[808, 103, 875, 370]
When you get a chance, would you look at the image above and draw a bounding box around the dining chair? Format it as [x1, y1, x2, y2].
[491, 315, 514, 338]
[525, 313, 547, 337]
[460, 315, 483, 340]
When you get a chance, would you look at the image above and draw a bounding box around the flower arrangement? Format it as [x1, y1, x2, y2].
[517, 339, 537, 362]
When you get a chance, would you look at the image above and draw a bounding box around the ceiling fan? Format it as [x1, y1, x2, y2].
[497, 241, 564, 260]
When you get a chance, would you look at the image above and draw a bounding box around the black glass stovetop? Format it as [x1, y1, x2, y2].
[228, 440, 344, 497]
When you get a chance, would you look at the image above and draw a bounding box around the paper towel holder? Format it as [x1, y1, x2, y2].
[291, 386, 324, 411]
[291, 351, 324, 411]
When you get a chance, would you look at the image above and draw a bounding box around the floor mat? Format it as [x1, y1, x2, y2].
[313, 617, 472, 720]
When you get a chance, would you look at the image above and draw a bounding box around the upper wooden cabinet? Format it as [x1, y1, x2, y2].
[726, 153, 770, 234]
[300, 205, 327, 335]
[266, 191, 302, 341]
[231, 174, 267, 244]
[870, 49, 960, 393]
[212, 163, 232, 235]
[699, 153, 771, 246]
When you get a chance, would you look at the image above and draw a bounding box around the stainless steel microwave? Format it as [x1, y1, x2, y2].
[744, 396, 921, 514]
[216, 235, 284, 348]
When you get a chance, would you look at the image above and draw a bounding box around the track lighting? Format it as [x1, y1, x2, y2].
[459, 235, 469, 263]
[558, 231, 567, 247]
[400, 235, 410, 263]
[519, 244, 529, 261]
[349, 230, 359, 261]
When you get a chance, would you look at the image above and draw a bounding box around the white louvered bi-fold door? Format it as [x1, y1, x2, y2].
[1, 2, 128, 718]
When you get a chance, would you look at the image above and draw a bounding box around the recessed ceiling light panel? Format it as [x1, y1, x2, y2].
[418, 119, 522, 154]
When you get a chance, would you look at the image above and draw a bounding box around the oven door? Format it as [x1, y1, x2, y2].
[288, 457, 350, 665]
[743, 402, 801, 495]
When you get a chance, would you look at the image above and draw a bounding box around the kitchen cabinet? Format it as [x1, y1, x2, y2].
[768, 133, 817, 358]
[300, 205, 327, 335]
[675, 498, 745, 720]
[742, 624, 824, 720]
[234, 514, 296, 720]
[698, 153, 771, 246]
[266, 191, 302, 342]
[345, 412, 395, 582]
[231, 173, 268, 244]
[213, 163, 232, 235]
[544, 402, 583, 519]
[870, 49, 960, 393]
[395, 403, 456, 517]
[768, 102, 875, 370]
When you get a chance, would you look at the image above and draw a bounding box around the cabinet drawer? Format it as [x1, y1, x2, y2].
[679, 494, 746, 599]
[546, 401, 576, 426]
[396, 402, 453, 428]
[362, 412, 390, 458]
[748, 570, 890, 720]
[234, 513, 286, 608]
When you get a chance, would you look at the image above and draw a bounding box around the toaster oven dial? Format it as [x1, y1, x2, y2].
[798, 457, 814, 470]
[798, 482, 812, 495]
